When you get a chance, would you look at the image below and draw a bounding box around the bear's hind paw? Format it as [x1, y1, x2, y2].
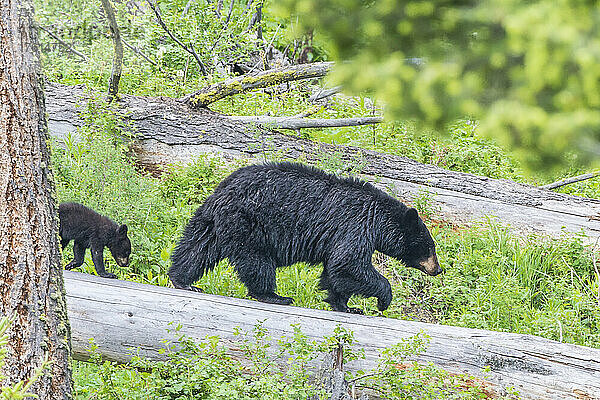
[347, 307, 364, 315]
[252, 293, 294, 306]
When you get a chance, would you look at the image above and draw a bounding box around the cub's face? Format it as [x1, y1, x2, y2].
[389, 208, 442, 276]
[110, 224, 131, 267]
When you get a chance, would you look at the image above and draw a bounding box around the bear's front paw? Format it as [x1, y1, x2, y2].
[99, 272, 118, 279]
[65, 262, 77, 270]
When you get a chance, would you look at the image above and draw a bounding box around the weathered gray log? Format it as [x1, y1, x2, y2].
[45, 83, 600, 243]
[65, 271, 600, 400]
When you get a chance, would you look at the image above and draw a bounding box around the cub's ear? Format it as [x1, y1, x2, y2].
[404, 208, 419, 227]
[117, 224, 128, 235]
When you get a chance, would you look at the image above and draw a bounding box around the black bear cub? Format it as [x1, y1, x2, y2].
[59, 202, 131, 279]
[169, 162, 442, 314]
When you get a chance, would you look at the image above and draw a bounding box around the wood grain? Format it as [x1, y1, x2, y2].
[65, 271, 600, 399]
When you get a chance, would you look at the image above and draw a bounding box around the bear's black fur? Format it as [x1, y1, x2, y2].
[59, 202, 131, 279]
[169, 162, 442, 313]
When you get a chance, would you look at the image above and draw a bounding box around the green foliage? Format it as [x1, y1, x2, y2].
[0, 316, 49, 400]
[74, 324, 495, 400]
[352, 332, 499, 399]
[74, 323, 329, 400]
[386, 221, 600, 348]
[159, 158, 227, 210]
[213, 91, 522, 180]
[35, 0, 284, 96]
[275, 0, 600, 172]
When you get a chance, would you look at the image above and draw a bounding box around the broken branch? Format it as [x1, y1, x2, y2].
[309, 86, 343, 102]
[541, 171, 600, 190]
[121, 37, 159, 68]
[183, 61, 333, 108]
[37, 24, 88, 62]
[147, 0, 208, 76]
[224, 115, 382, 130]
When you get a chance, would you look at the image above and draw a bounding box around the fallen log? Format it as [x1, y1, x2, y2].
[45, 83, 600, 243]
[65, 271, 600, 400]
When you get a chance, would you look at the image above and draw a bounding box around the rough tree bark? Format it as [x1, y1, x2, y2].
[45, 83, 600, 244]
[0, 1, 73, 398]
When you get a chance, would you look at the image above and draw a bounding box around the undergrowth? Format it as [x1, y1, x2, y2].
[73, 324, 500, 400]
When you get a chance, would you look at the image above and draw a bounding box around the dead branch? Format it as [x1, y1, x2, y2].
[225, 0, 235, 26]
[183, 61, 333, 108]
[100, 0, 123, 101]
[121, 37, 159, 68]
[216, 0, 224, 18]
[310, 86, 343, 102]
[224, 115, 383, 130]
[262, 24, 282, 70]
[37, 24, 88, 62]
[147, 0, 208, 76]
[541, 171, 600, 190]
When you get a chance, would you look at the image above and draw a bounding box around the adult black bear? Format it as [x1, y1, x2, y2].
[59, 202, 131, 279]
[169, 162, 442, 313]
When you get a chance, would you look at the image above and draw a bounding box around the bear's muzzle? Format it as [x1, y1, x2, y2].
[419, 253, 442, 276]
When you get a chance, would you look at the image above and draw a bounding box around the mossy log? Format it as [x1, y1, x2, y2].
[45, 83, 600, 244]
[65, 271, 600, 400]
[182, 61, 333, 108]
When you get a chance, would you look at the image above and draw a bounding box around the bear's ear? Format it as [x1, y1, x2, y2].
[117, 224, 128, 236]
[404, 208, 419, 227]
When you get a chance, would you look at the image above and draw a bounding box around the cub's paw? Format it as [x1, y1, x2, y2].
[99, 272, 118, 279]
[189, 286, 203, 293]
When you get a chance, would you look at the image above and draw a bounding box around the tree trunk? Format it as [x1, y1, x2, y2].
[100, 0, 123, 100]
[64, 271, 600, 400]
[45, 83, 600, 244]
[0, 1, 73, 398]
